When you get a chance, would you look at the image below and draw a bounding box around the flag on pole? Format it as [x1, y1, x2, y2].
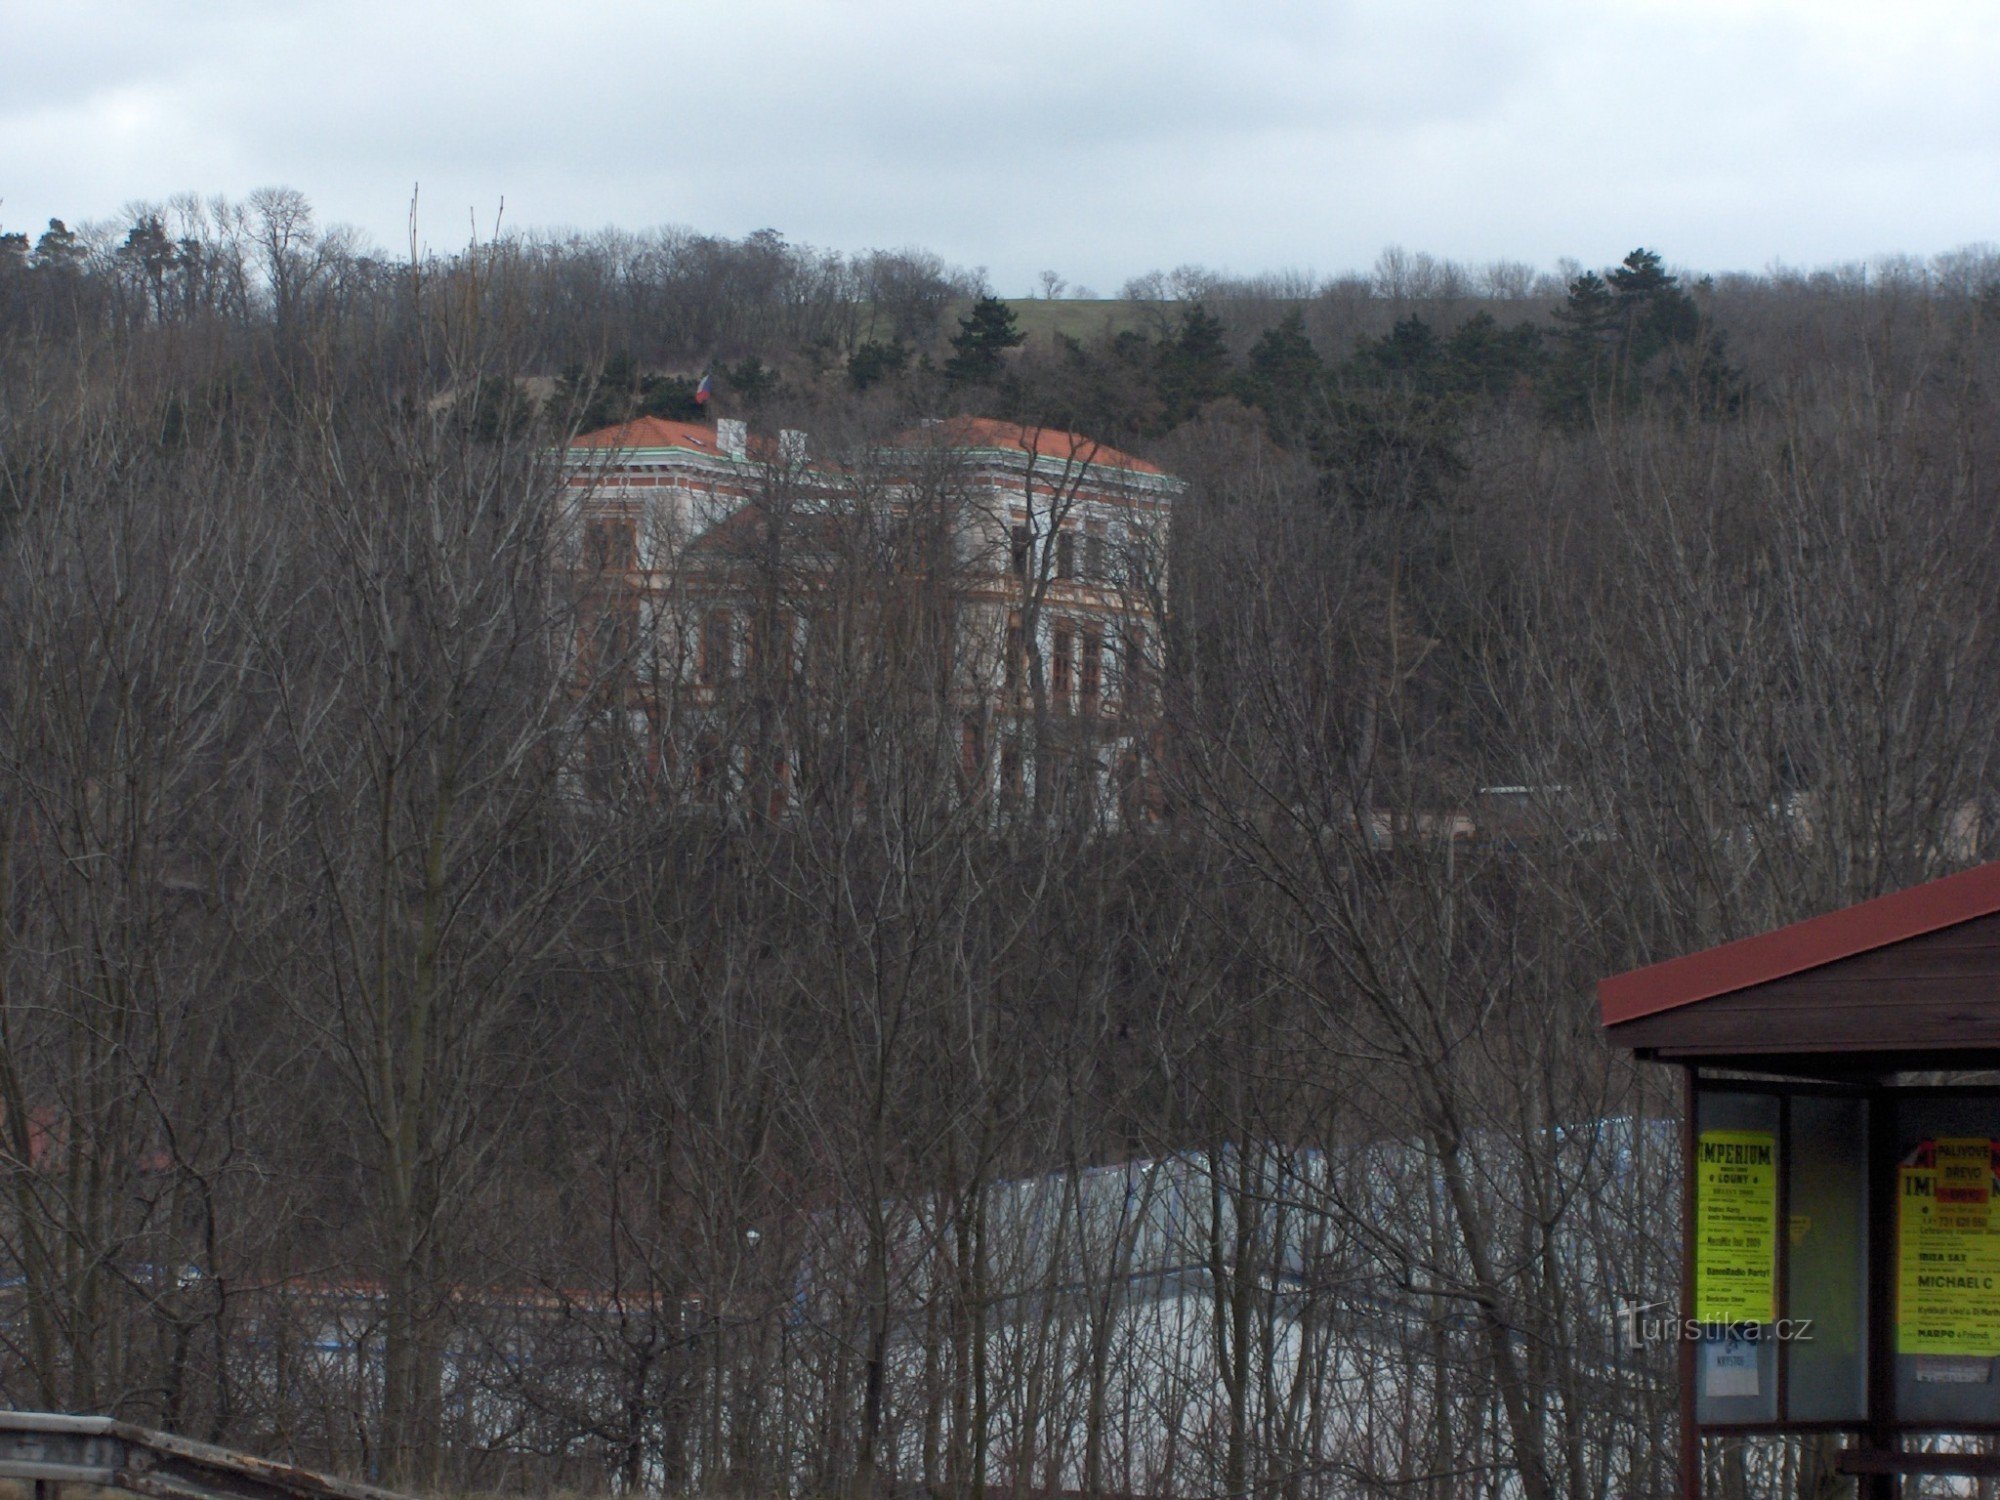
[694, 372, 713, 406]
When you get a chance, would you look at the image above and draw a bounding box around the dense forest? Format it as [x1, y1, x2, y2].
[3, 190, 1999, 1499]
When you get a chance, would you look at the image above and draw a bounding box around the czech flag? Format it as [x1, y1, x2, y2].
[694, 372, 713, 406]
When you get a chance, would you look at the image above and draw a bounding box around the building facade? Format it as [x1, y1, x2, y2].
[560, 414, 1180, 822]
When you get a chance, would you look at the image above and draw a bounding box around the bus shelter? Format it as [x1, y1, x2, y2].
[1602, 861, 2000, 1496]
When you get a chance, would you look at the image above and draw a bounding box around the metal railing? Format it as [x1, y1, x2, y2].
[0, 1412, 416, 1500]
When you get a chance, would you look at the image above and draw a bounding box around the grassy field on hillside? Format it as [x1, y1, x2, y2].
[998, 298, 1156, 344]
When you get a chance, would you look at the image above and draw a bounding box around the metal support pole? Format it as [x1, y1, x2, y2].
[1681, 1066, 1701, 1500]
[1863, 1083, 1896, 1500]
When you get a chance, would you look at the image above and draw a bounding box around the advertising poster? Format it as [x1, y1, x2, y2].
[1898, 1138, 2000, 1358]
[1695, 1128, 1778, 1324]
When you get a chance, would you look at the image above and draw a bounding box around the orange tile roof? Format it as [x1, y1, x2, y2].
[568, 416, 734, 455]
[911, 417, 1163, 476]
[570, 414, 1161, 477]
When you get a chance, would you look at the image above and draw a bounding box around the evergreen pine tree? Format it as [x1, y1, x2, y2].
[1236, 310, 1323, 432]
[1155, 302, 1232, 424]
[725, 356, 780, 405]
[1356, 316, 1443, 382]
[31, 219, 85, 274]
[1542, 250, 1736, 421]
[1542, 271, 1620, 422]
[1444, 312, 1543, 399]
[849, 339, 910, 390]
[637, 374, 705, 421]
[945, 295, 1024, 384]
[1609, 248, 1701, 366]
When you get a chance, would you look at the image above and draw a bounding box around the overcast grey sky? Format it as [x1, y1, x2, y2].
[4, 0, 1996, 295]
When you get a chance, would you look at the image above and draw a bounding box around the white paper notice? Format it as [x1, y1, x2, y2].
[1914, 1354, 1994, 1385]
[1703, 1333, 1760, 1399]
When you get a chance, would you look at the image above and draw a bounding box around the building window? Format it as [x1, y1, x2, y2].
[699, 609, 734, 684]
[1085, 524, 1107, 581]
[1011, 524, 1032, 578]
[1121, 621, 1151, 709]
[1004, 612, 1024, 692]
[1052, 620, 1074, 702]
[1081, 628, 1102, 706]
[1117, 746, 1152, 825]
[1000, 739, 1023, 803]
[764, 746, 792, 821]
[584, 515, 636, 572]
[776, 611, 802, 680]
[694, 733, 724, 800]
[960, 721, 985, 789]
[599, 595, 638, 669]
[803, 610, 832, 686]
[1041, 747, 1072, 810]
[748, 610, 796, 682]
[582, 721, 623, 801]
[1055, 529, 1077, 580]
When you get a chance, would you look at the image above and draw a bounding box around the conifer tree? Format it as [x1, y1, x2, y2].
[1155, 302, 1232, 424]
[1236, 310, 1323, 433]
[944, 294, 1024, 384]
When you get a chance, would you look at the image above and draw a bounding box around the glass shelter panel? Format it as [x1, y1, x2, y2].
[1784, 1092, 1868, 1421]
[1693, 1090, 1780, 1425]
[1893, 1092, 2000, 1427]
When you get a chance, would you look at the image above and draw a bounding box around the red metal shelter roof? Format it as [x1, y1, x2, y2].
[1598, 860, 2000, 1027]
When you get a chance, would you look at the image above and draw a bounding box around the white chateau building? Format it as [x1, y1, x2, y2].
[559, 413, 1180, 821]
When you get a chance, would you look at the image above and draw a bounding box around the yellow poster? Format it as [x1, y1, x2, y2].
[1695, 1128, 1778, 1324]
[1898, 1139, 2000, 1356]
